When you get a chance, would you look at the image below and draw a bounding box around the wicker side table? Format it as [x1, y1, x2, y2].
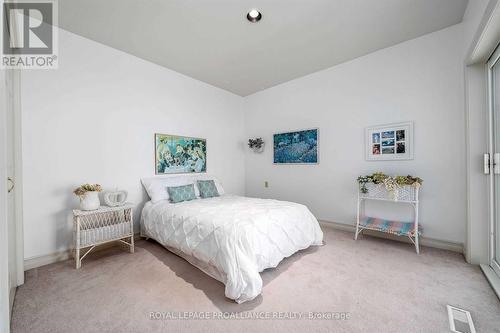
[73, 203, 135, 269]
[355, 183, 421, 254]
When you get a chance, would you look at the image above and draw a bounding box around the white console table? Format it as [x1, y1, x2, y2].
[73, 203, 134, 269]
[355, 183, 421, 254]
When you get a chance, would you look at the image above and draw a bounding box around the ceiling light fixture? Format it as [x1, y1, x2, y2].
[247, 9, 262, 23]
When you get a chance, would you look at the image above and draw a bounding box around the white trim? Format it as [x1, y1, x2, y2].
[487, 44, 500, 277]
[24, 234, 142, 270]
[5, 69, 24, 286]
[466, 0, 500, 65]
[319, 220, 464, 253]
[0, 57, 11, 333]
[480, 264, 500, 299]
[8, 287, 15, 316]
[24, 250, 72, 271]
[489, 44, 500, 67]
[488, 53, 495, 271]
[24, 225, 464, 272]
[11, 69, 23, 286]
[24, 223, 464, 271]
[464, 63, 471, 263]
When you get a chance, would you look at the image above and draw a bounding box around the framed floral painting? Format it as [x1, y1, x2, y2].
[273, 128, 318, 164]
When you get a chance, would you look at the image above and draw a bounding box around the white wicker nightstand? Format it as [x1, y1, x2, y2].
[73, 203, 135, 269]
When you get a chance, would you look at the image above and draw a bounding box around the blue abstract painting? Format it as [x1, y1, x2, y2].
[273, 129, 318, 164]
[155, 134, 206, 174]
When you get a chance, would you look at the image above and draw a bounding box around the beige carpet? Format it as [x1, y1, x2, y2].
[12, 227, 500, 333]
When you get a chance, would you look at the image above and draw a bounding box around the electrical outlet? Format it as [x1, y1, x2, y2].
[264, 181, 269, 188]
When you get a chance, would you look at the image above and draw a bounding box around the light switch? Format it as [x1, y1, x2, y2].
[264, 181, 269, 188]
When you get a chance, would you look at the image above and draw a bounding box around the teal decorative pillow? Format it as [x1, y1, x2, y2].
[166, 184, 197, 203]
[197, 180, 220, 198]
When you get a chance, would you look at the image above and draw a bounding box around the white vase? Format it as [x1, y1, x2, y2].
[80, 191, 100, 211]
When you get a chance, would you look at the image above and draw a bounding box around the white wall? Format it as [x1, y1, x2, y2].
[21, 17, 480, 260]
[21, 29, 246, 260]
[244, 24, 465, 244]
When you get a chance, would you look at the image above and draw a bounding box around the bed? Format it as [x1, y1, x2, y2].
[140, 175, 324, 303]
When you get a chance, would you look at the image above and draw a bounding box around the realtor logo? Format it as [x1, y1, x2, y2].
[1, 0, 58, 69]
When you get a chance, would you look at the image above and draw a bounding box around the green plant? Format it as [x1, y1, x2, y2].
[357, 176, 372, 193]
[357, 173, 423, 194]
[395, 176, 408, 185]
[73, 184, 102, 197]
[406, 175, 423, 187]
[248, 137, 264, 149]
[371, 172, 387, 184]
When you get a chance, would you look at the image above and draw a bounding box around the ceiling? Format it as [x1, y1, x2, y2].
[58, 0, 468, 96]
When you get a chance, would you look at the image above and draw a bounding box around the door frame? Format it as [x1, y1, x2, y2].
[0, 66, 24, 333]
[0, 70, 11, 332]
[8, 68, 24, 288]
[0, 4, 25, 327]
[487, 44, 500, 277]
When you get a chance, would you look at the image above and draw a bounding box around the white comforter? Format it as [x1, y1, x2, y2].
[141, 195, 324, 303]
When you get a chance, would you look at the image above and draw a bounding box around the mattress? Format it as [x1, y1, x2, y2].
[141, 195, 324, 303]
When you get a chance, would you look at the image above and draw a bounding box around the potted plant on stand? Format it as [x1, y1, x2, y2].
[73, 183, 102, 211]
[357, 172, 422, 201]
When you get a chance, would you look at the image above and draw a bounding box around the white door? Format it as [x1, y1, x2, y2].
[0, 70, 11, 333]
[1, 6, 23, 330]
[5, 69, 18, 313]
[489, 44, 500, 277]
[0, 68, 23, 333]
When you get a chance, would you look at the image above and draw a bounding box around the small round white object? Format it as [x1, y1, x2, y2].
[103, 190, 128, 207]
[247, 9, 262, 23]
[248, 9, 259, 18]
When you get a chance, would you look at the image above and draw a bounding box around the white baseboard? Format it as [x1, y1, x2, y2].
[25, 223, 464, 271]
[24, 249, 72, 271]
[24, 234, 142, 271]
[9, 286, 16, 315]
[480, 264, 500, 300]
[319, 220, 464, 253]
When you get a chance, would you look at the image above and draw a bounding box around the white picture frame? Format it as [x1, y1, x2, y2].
[365, 121, 414, 161]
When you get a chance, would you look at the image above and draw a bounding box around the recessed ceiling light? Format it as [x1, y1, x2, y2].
[247, 9, 262, 23]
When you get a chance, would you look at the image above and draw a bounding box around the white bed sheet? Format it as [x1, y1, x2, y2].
[141, 195, 324, 303]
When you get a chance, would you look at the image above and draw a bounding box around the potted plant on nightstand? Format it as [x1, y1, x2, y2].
[73, 183, 102, 211]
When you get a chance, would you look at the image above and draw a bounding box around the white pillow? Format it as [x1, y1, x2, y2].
[141, 175, 193, 203]
[141, 174, 224, 203]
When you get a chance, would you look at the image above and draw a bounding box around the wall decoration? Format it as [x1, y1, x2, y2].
[248, 137, 264, 153]
[273, 128, 318, 164]
[365, 122, 413, 161]
[103, 190, 128, 207]
[155, 133, 206, 174]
